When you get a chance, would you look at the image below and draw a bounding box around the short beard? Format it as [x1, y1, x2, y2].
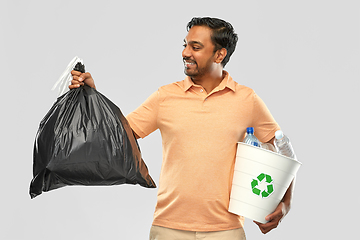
[184, 60, 211, 80]
[184, 66, 206, 79]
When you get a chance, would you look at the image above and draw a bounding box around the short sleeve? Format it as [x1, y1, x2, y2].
[252, 92, 280, 142]
[126, 90, 160, 138]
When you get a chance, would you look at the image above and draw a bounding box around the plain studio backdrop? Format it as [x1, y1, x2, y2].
[1, 0, 358, 239]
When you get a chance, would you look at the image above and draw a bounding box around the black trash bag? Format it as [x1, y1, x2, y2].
[30, 63, 156, 198]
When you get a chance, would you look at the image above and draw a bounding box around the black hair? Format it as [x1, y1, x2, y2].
[187, 17, 238, 67]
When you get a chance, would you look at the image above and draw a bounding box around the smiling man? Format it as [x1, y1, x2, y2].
[183, 22, 230, 93]
[70, 17, 294, 240]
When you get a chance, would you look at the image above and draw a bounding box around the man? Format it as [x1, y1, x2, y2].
[70, 17, 294, 240]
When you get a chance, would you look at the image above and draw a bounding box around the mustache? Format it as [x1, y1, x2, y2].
[183, 57, 197, 64]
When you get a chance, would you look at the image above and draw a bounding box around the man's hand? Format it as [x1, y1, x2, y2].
[69, 70, 96, 89]
[254, 202, 289, 234]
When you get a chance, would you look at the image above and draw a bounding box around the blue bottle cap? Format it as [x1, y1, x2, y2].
[246, 127, 254, 134]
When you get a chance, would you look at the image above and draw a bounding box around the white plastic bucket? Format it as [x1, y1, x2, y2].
[228, 142, 301, 224]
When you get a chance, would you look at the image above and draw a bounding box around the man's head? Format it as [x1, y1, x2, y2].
[186, 17, 238, 68]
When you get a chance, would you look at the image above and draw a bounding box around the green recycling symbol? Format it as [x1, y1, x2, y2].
[251, 173, 275, 198]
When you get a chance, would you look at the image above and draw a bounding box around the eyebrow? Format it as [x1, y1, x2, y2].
[183, 39, 204, 47]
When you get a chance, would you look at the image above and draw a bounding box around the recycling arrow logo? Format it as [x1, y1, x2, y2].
[251, 173, 275, 198]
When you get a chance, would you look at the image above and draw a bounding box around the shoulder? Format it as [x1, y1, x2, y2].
[157, 80, 186, 97]
[225, 72, 255, 96]
[159, 80, 185, 91]
[231, 79, 256, 98]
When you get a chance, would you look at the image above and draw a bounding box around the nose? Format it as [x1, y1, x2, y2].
[182, 45, 191, 59]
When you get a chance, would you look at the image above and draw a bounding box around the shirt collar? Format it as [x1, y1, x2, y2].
[183, 71, 236, 92]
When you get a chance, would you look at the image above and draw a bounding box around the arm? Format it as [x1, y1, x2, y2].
[254, 136, 296, 234]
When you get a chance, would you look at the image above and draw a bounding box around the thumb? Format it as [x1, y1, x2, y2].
[266, 202, 285, 221]
[78, 73, 86, 82]
[79, 72, 95, 89]
[265, 214, 273, 221]
[78, 72, 92, 82]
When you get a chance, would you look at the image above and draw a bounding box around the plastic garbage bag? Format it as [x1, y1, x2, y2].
[30, 61, 156, 199]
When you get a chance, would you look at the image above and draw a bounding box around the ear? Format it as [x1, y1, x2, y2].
[215, 48, 227, 64]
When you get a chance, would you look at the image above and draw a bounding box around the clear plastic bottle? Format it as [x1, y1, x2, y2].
[261, 143, 276, 152]
[274, 130, 296, 159]
[243, 127, 262, 147]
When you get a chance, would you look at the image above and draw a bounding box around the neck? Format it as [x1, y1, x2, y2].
[191, 69, 225, 93]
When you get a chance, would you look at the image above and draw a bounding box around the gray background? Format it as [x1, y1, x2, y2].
[1, 0, 359, 239]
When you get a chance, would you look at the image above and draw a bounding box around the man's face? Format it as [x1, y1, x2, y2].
[182, 26, 217, 78]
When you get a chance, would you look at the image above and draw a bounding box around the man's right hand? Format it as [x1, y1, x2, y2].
[69, 71, 96, 89]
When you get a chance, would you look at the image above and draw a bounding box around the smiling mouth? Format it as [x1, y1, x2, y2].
[183, 59, 196, 68]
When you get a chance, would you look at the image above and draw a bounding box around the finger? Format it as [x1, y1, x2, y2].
[83, 72, 92, 78]
[266, 213, 281, 223]
[78, 72, 89, 82]
[266, 202, 285, 221]
[79, 72, 92, 82]
[69, 80, 84, 89]
[72, 74, 87, 83]
[72, 75, 82, 82]
[71, 78, 79, 84]
[265, 212, 276, 222]
[69, 84, 79, 89]
[253, 221, 268, 234]
[69, 82, 84, 89]
[71, 80, 84, 86]
[253, 221, 262, 228]
[71, 70, 82, 76]
[254, 219, 279, 234]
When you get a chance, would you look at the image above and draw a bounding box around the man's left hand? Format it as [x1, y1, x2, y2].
[253, 202, 288, 234]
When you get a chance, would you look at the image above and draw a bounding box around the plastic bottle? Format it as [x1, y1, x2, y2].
[261, 143, 276, 152]
[243, 127, 262, 147]
[274, 130, 296, 159]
